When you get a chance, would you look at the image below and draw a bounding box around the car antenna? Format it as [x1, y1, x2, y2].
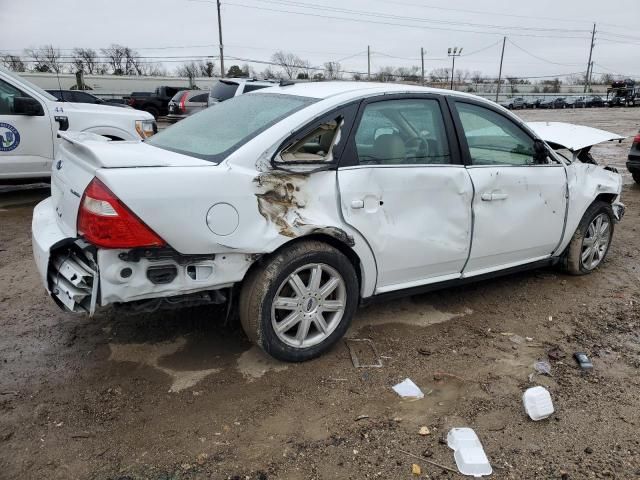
[55, 67, 64, 102]
[279, 79, 295, 87]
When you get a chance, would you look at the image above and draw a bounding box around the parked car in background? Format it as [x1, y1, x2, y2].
[500, 97, 528, 109]
[32, 82, 624, 362]
[627, 130, 640, 183]
[127, 86, 183, 119]
[565, 97, 580, 108]
[207, 78, 277, 106]
[575, 95, 604, 108]
[0, 65, 156, 181]
[539, 97, 566, 109]
[47, 89, 130, 108]
[167, 90, 209, 123]
[607, 79, 638, 107]
[528, 97, 544, 109]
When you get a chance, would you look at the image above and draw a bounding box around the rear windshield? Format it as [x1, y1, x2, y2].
[147, 93, 316, 162]
[209, 80, 239, 101]
[170, 90, 188, 101]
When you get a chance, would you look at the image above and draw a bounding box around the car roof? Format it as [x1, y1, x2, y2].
[219, 78, 278, 86]
[254, 81, 488, 104]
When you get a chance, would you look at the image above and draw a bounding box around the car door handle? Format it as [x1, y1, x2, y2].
[481, 192, 509, 201]
[351, 200, 364, 209]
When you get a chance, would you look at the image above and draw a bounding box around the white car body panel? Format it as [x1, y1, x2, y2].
[31, 81, 623, 315]
[0, 66, 155, 179]
[338, 165, 473, 292]
[463, 164, 567, 274]
[527, 122, 624, 151]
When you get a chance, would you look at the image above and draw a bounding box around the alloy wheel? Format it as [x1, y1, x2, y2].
[271, 263, 346, 348]
[581, 213, 611, 270]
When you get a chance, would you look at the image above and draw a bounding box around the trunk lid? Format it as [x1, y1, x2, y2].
[52, 132, 211, 238]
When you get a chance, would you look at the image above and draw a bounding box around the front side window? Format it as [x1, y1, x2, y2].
[456, 102, 535, 166]
[0, 79, 25, 115]
[279, 119, 341, 163]
[354, 98, 451, 165]
[148, 93, 316, 162]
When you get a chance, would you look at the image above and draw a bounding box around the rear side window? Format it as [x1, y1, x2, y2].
[190, 93, 208, 103]
[354, 98, 451, 165]
[209, 81, 239, 101]
[148, 93, 316, 163]
[456, 102, 535, 166]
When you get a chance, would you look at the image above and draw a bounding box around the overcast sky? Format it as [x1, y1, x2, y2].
[1, 0, 639, 80]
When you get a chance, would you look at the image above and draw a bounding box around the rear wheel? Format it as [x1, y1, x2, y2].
[632, 172, 640, 184]
[239, 241, 358, 362]
[565, 201, 614, 275]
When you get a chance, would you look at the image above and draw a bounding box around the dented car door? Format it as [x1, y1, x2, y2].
[451, 100, 567, 276]
[338, 95, 473, 293]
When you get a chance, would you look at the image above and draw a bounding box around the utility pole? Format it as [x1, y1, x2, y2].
[584, 23, 596, 93]
[216, 0, 225, 77]
[367, 45, 371, 80]
[496, 36, 506, 102]
[421, 47, 425, 86]
[447, 47, 462, 90]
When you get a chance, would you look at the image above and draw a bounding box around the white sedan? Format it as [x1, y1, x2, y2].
[32, 82, 625, 362]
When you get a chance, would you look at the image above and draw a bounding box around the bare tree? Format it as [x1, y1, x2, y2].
[374, 66, 395, 82]
[261, 67, 277, 79]
[1, 54, 26, 72]
[429, 67, 450, 83]
[271, 51, 308, 79]
[101, 44, 126, 75]
[396, 66, 420, 82]
[455, 69, 470, 84]
[470, 71, 485, 84]
[324, 61, 342, 80]
[25, 45, 64, 73]
[72, 48, 99, 74]
[199, 60, 216, 77]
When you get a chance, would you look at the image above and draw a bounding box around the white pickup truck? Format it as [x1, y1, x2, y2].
[0, 66, 156, 181]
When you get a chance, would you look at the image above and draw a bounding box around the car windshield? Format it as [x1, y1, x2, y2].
[148, 93, 316, 162]
[209, 80, 240, 102]
[0, 65, 57, 101]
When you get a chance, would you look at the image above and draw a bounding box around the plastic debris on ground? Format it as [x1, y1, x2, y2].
[412, 463, 421, 475]
[523, 386, 555, 421]
[392, 378, 424, 399]
[533, 360, 552, 376]
[447, 427, 492, 477]
[345, 338, 383, 368]
[573, 352, 593, 370]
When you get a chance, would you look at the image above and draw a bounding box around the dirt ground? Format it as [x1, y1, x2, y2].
[1, 107, 640, 480]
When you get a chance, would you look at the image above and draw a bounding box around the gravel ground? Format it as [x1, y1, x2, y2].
[0, 107, 639, 480]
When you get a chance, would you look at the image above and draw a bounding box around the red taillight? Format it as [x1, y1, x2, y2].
[633, 133, 640, 145]
[77, 178, 166, 249]
[179, 91, 189, 113]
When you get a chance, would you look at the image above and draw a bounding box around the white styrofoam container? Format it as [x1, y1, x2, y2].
[447, 428, 492, 477]
[523, 386, 554, 421]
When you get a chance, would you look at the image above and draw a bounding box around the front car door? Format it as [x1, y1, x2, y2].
[450, 99, 567, 276]
[338, 95, 474, 293]
[0, 77, 54, 179]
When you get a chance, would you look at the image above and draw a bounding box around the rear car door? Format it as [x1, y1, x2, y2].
[450, 99, 567, 276]
[338, 95, 473, 293]
[0, 77, 54, 179]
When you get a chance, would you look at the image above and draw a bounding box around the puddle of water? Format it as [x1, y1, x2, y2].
[236, 346, 288, 381]
[351, 299, 472, 332]
[109, 337, 220, 392]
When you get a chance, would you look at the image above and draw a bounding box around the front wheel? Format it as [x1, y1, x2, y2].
[239, 241, 359, 362]
[565, 201, 614, 275]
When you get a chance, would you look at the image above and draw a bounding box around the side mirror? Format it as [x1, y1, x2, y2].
[533, 139, 548, 164]
[13, 97, 44, 116]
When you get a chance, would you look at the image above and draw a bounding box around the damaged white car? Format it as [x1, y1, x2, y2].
[32, 82, 625, 361]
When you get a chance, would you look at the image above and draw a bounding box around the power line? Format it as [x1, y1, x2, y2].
[220, 1, 592, 39]
[507, 39, 583, 67]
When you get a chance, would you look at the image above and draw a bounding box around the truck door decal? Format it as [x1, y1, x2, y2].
[0, 123, 20, 151]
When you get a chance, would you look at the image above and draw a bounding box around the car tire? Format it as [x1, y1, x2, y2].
[144, 106, 160, 119]
[632, 172, 640, 184]
[239, 240, 359, 362]
[564, 201, 614, 275]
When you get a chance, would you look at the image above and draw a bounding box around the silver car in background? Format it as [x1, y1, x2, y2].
[167, 90, 209, 123]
